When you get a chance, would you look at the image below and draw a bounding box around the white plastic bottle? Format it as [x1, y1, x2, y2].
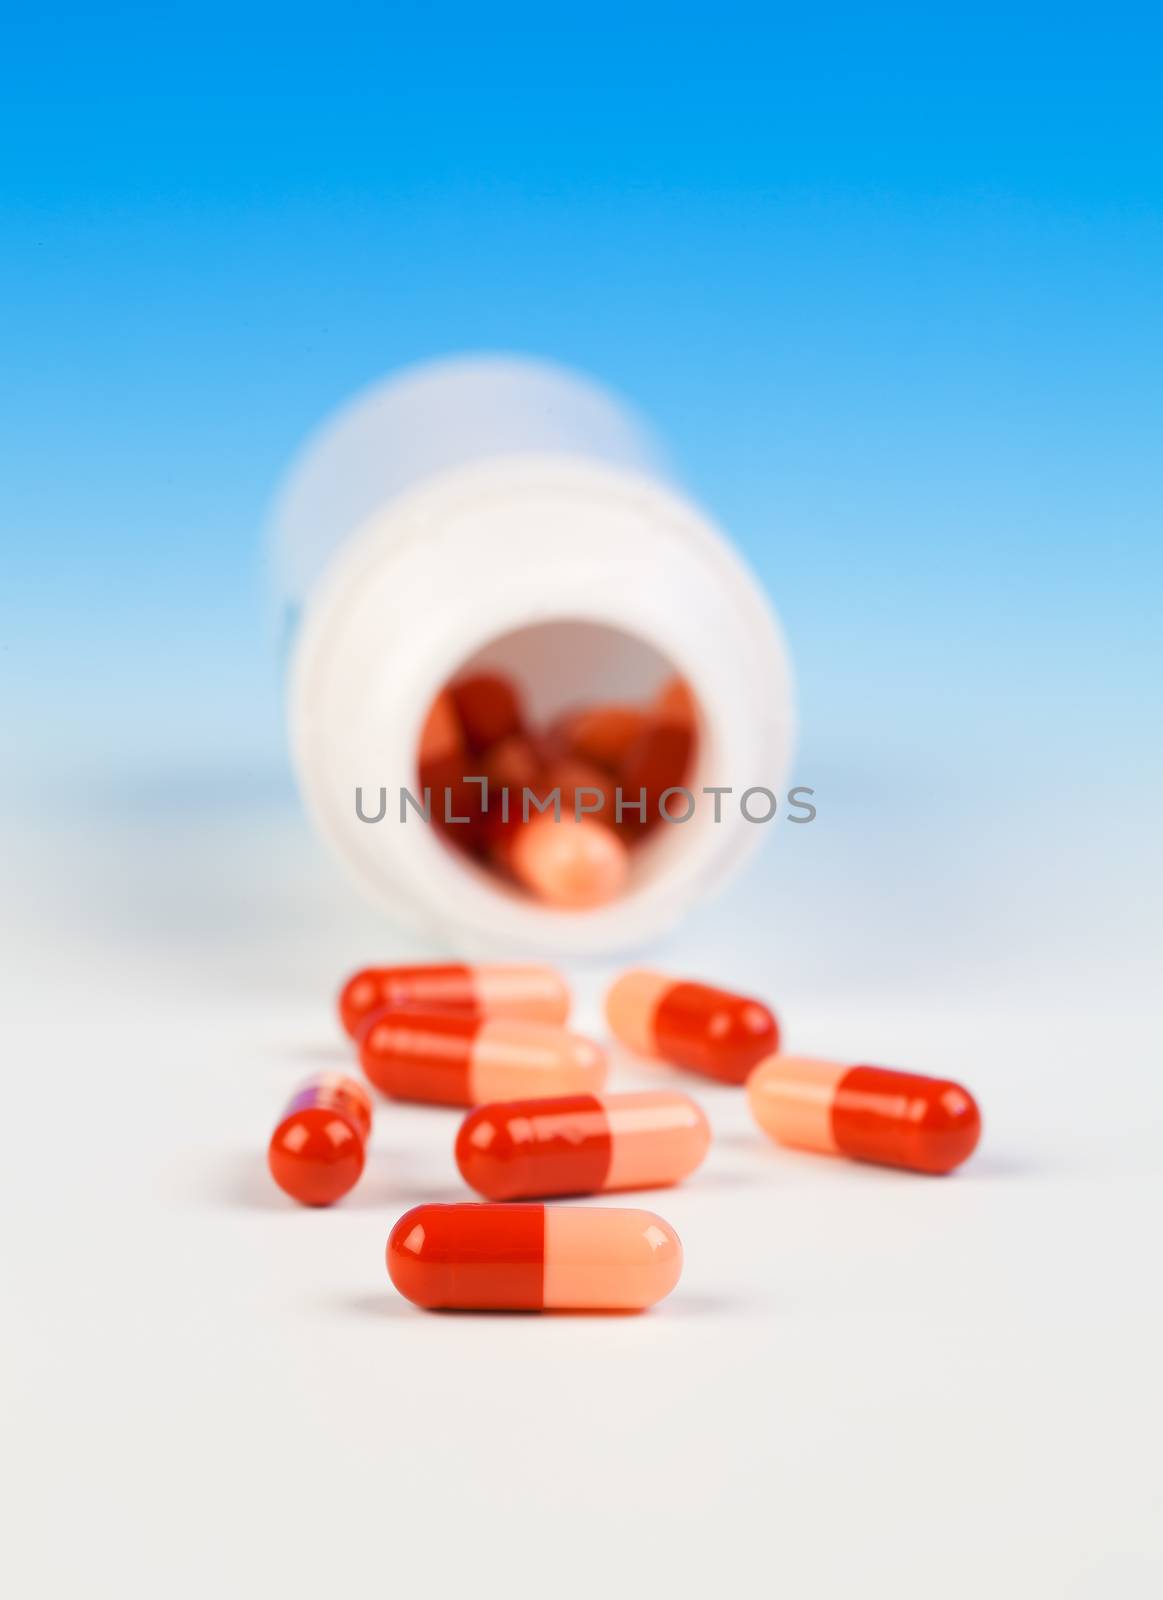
[271, 355, 793, 956]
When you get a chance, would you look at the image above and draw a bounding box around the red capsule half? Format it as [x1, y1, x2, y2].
[267, 1074, 373, 1206]
[747, 1056, 982, 1175]
[338, 962, 570, 1039]
[360, 1009, 606, 1106]
[456, 1090, 711, 1200]
[387, 1203, 683, 1311]
[605, 970, 779, 1084]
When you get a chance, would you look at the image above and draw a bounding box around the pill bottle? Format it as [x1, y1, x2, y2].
[272, 355, 793, 956]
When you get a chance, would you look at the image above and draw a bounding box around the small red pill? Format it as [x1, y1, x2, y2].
[544, 757, 618, 827]
[482, 733, 543, 793]
[267, 1073, 373, 1206]
[747, 1056, 982, 1175]
[387, 1203, 683, 1311]
[605, 970, 779, 1084]
[448, 672, 524, 753]
[338, 963, 570, 1039]
[456, 1090, 711, 1200]
[360, 1009, 606, 1106]
[418, 753, 490, 847]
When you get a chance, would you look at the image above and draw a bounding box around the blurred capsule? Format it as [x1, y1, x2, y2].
[482, 732, 544, 793]
[449, 672, 524, 753]
[653, 675, 697, 727]
[387, 1203, 683, 1311]
[494, 810, 629, 907]
[617, 720, 694, 837]
[545, 757, 618, 827]
[551, 703, 650, 772]
[417, 689, 464, 766]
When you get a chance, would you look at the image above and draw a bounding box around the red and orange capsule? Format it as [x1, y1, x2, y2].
[338, 962, 570, 1040]
[456, 1090, 711, 1200]
[267, 1074, 373, 1206]
[747, 1056, 982, 1175]
[387, 1203, 683, 1312]
[606, 971, 779, 1084]
[360, 1008, 606, 1106]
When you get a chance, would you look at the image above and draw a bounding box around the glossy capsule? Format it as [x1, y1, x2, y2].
[338, 962, 570, 1039]
[360, 1009, 606, 1106]
[267, 1074, 373, 1206]
[387, 1203, 683, 1311]
[456, 1090, 711, 1200]
[606, 970, 779, 1084]
[747, 1056, 982, 1175]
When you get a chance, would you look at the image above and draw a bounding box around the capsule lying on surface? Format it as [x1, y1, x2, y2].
[267, 1074, 373, 1206]
[360, 1009, 606, 1106]
[747, 1056, 982, 1175]
[338, 962, 570, 1039]
[456, 1090, 711, 1200]
[605, 970, 778, 1084]
[387, 1203, 683, 1311]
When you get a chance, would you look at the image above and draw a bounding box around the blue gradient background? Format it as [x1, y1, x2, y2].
[2, 5, 1160, 998]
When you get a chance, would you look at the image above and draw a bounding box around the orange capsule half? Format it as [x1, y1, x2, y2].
[360, 1009, 606, 1106]
[456, 1090, 711, 1200]
[338, 963, 570, 1039]
[387, 1203, 683, 1311]
[606, 970, 779, 1084]
[747, 1056, 983, 1175]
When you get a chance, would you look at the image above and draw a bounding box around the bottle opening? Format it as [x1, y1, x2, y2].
[414, 619, 702, 910]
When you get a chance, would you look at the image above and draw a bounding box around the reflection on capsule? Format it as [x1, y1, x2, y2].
[386, 1203, 683, 1311]
[360, 1009, 606, 1106]
[606, 970, 779, 1084]
[338, 962, 570, 1039]
[747, 1056, 982, 1175]
[456, 1090, 711, 1200]
[267, 1074, 373, 1206]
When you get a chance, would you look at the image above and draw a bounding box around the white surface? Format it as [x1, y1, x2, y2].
[3, 802, 1161, 1600]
